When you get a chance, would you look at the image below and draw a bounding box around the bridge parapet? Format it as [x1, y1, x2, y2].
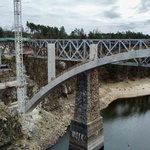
[26, 39, 150, 61]
[1, 39, 150, 61]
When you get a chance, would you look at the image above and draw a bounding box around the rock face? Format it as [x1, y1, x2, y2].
[0, 54, 77, 149]
[0, 104, 23, 148]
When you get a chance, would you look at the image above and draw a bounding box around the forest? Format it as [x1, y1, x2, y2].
[0, 21, 150, 39]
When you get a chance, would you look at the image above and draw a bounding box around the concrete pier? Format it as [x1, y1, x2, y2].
[48, 44, 55, 82]
[69, 69, 104, 150]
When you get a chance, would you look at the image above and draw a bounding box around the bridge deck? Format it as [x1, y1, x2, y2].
[0, 38, 30, 42]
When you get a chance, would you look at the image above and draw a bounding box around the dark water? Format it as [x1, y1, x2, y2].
[50, 130, 69, 150]
[101, 96, 150, 150]
[50, 96, 150, 150]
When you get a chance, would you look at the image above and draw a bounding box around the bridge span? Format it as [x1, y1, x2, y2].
[1, 38, 150, 68]
[1, 38, 150, 62]
[1, 38, 150, 65]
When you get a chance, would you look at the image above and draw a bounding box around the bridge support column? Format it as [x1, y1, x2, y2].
[69, 69, 104, 150]
[90, 44, 98, 60]
[48, 44, 55, 82]
[0, 48, 2, 65]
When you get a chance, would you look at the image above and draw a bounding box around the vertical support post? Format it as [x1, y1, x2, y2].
[0, 49, 2, 65]
[48, 44, 55, 82]
[90, 44, 98, 60]
[69, 69, 104, 150]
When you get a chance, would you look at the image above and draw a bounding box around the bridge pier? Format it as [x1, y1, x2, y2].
[90, 44, 98, 60]
[0, 48, 2, 65]
[48, 44, 55, 82]
[69, 69, 104, 150]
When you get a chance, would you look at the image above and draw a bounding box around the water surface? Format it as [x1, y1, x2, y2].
[50, 96, 150, 150]
[101, 96, 150, 150]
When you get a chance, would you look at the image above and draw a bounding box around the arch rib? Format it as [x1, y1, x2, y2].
[25, 49, 150, 113]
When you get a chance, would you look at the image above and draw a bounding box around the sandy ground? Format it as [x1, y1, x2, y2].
[100, 78, 150, 110]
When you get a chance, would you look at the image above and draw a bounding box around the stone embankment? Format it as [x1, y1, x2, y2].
[0, 104, 23, 149]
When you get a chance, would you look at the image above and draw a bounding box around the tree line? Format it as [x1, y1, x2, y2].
[0, 21, 150, 39]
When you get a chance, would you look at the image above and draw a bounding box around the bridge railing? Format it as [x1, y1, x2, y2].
[26, 39, 150, 61]
[1, 39, 150, 61]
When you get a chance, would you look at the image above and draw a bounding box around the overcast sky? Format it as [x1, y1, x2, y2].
[0, 0, 150, 34]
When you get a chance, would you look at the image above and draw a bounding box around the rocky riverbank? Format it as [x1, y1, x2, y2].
[99, 78, 150, 110]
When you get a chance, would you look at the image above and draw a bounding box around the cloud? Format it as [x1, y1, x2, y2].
[117, 23, 136, 31]
[102, 11, 121, 19]
[114, 19, 150, 34]
[0, 0, 150, 35]
[23, 0, 32, 3]
[138, 0, 150, 13]
[97, 0, 118, 5]
[77, 0, 118, 5]
[47, 0, 118, 6]
[0, 5, 5, 8]
[144, 19, 150, 25]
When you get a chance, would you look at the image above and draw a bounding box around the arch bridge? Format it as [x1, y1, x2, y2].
[1, 38, 150, 150]
[25, 39, 150, 150]
[23, 39, 150, 112]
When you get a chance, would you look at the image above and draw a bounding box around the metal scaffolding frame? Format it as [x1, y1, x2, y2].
[14, 0, 26, 114]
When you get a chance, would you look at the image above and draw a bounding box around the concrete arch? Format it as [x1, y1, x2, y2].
[25, 49, 150, 113]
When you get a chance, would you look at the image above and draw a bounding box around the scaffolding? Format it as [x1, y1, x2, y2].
[14, 0, 26, 114]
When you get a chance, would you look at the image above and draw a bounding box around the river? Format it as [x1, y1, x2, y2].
[50, 96, 150, 150]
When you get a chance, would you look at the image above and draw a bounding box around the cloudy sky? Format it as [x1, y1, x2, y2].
[0, 0, 150, 34]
